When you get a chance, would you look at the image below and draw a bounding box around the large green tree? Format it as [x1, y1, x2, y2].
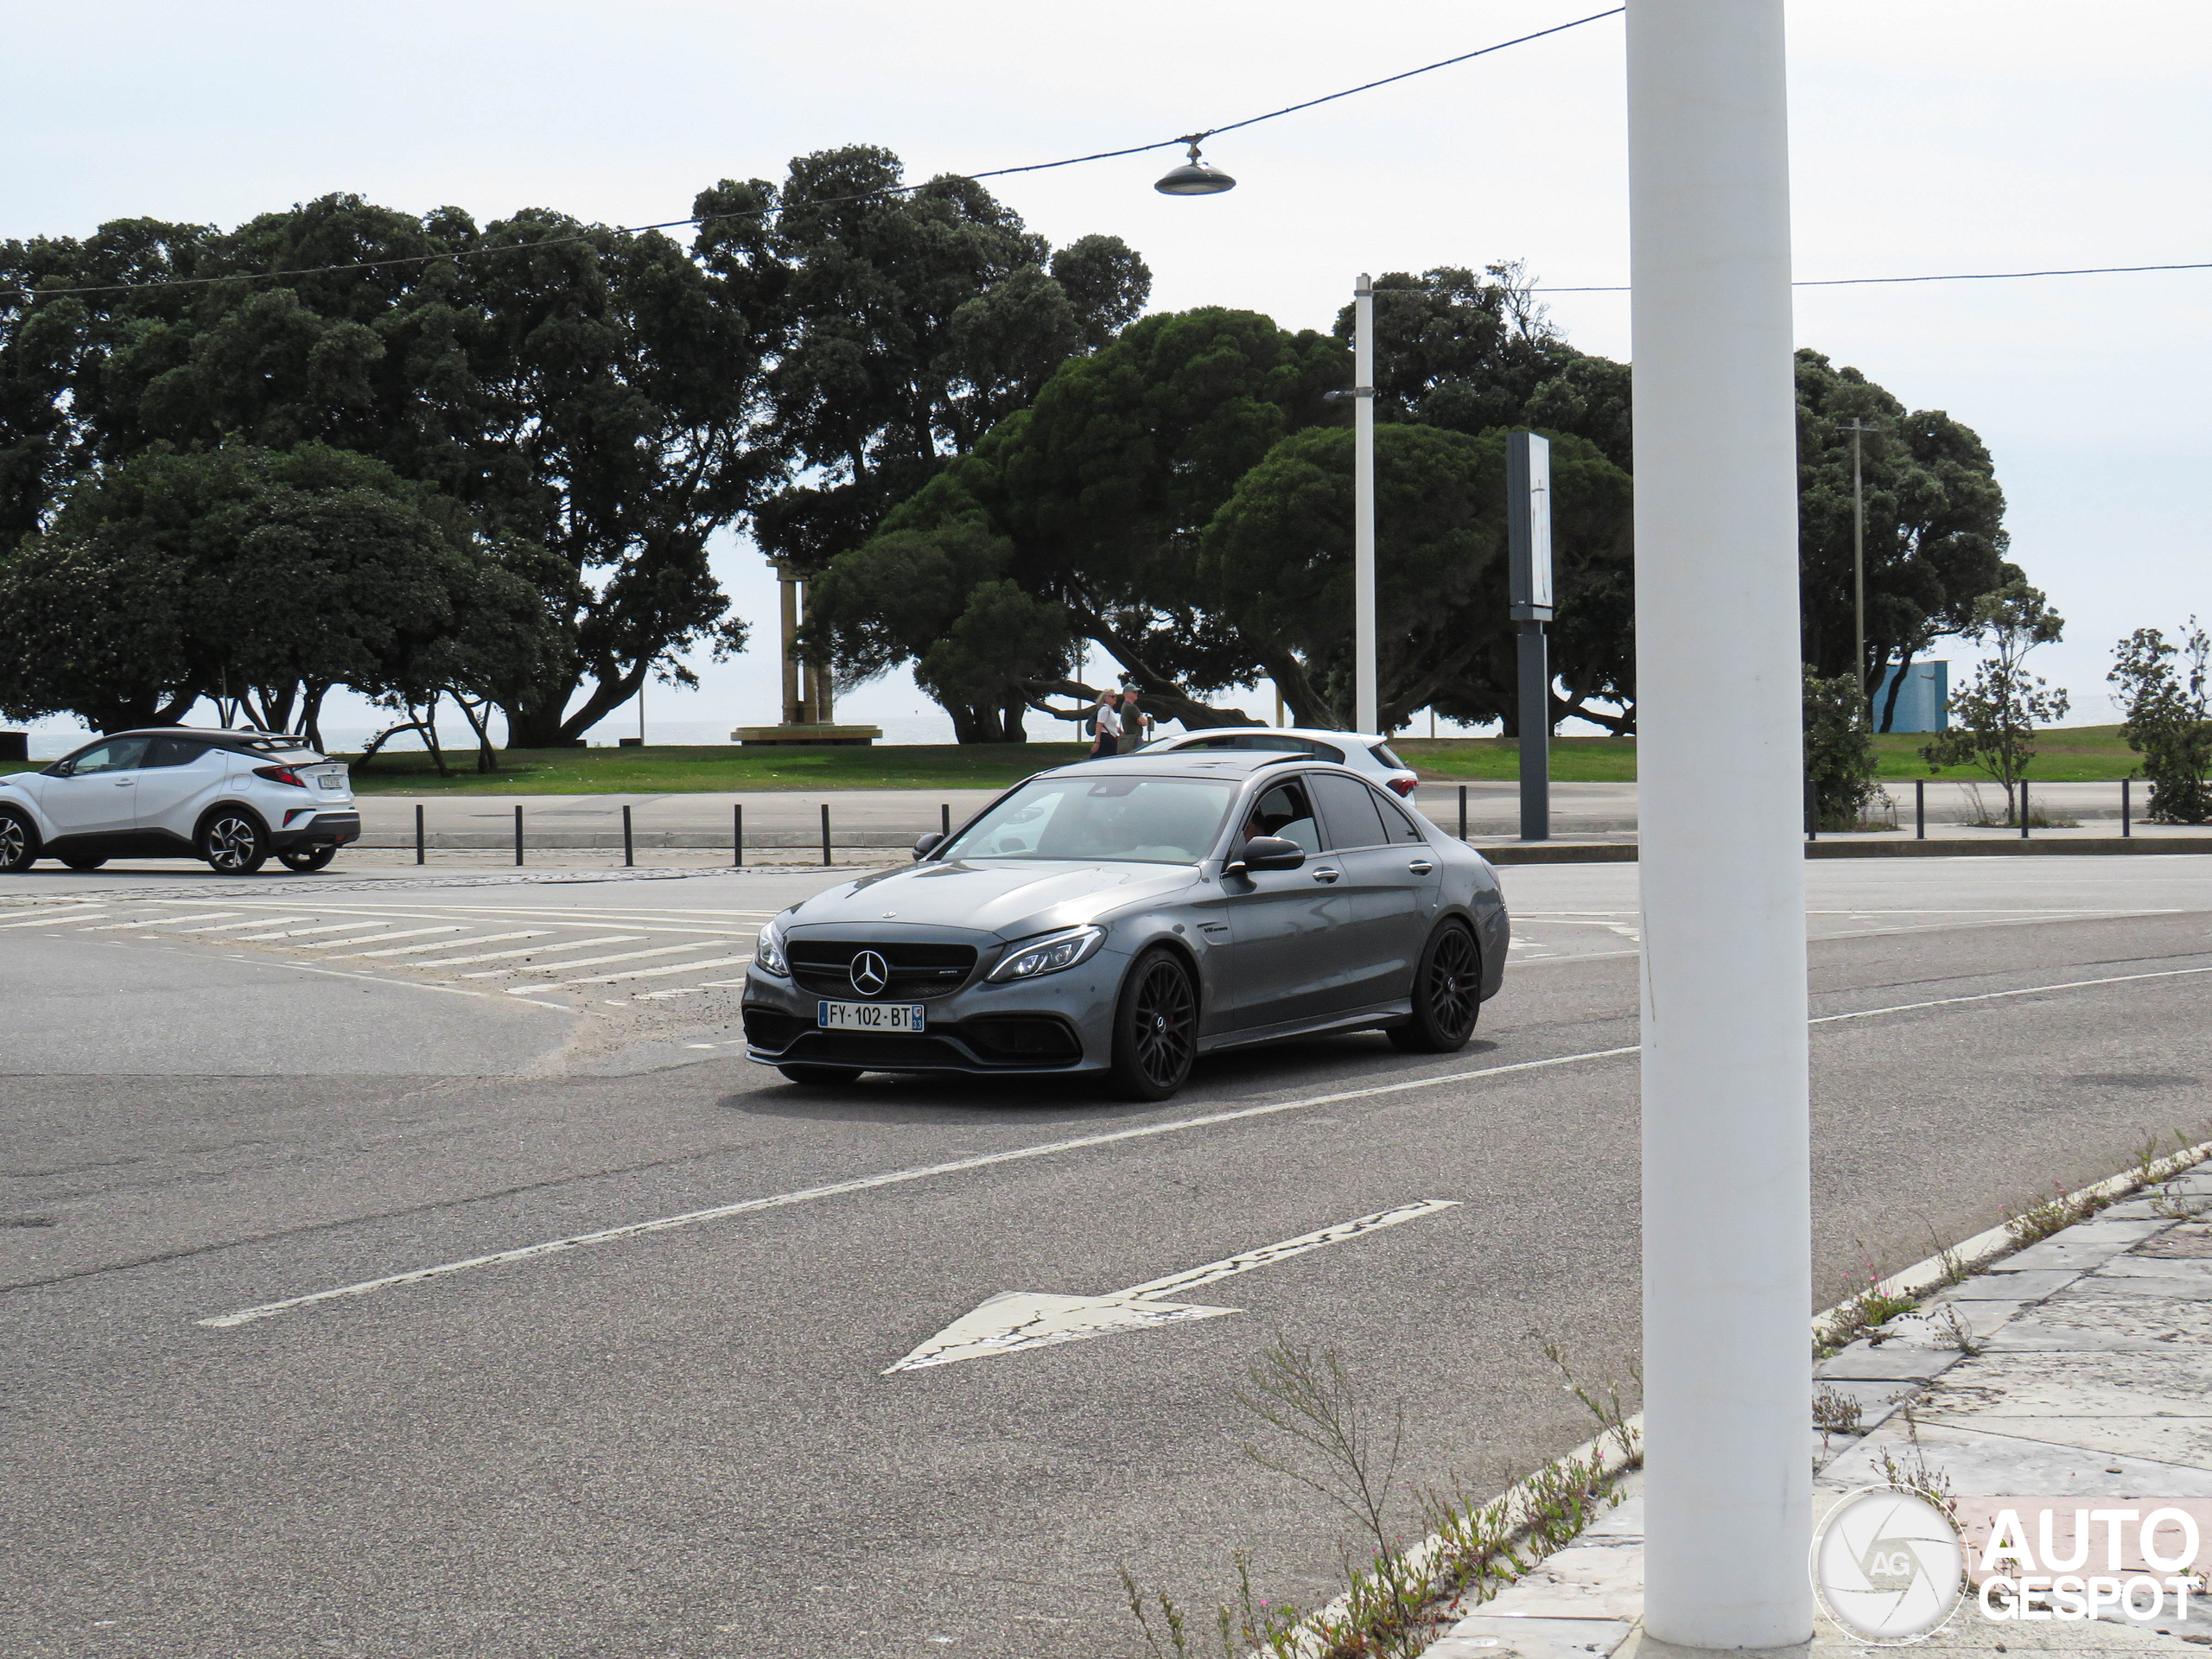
[743, 146, 1151, 575]
[2, 192, 780, 744]
[1201, 423, 1634, 733]
[804, 307, 1348, 737]
[0, 443, 561, 741]
[1795, 350, 2016, 726]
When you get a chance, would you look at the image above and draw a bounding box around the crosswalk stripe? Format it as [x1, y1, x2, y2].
[413, 934, 644, 968]
[476, 940, 744, 977]
[82, 913, 241, 930]
[522, 954, 754, 992]
[354, 931, 550, 958]
[230, 921, 397, 940]
[308, 926, 466, 951]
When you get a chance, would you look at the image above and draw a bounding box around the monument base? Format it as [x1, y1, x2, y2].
[732, 724, 882, 747]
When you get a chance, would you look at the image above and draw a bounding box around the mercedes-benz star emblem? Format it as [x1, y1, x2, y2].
[849, 950, 891, 996]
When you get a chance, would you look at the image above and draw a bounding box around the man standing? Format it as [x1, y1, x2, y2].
[1121, 686, 1150, 747]
[1089, 690, 1122, 760]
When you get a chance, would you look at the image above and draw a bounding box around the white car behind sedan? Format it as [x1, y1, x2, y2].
[0, 728, 359, 874]
[1134, 727, 1421, 797]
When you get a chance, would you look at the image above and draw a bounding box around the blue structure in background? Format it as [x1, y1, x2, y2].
[1873, 660, 1948, 732]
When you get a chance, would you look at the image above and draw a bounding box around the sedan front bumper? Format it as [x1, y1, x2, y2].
[741, 950, 1127, 1077]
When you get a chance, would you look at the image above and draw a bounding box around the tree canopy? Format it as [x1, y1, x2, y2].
[804, 306, 1348, 737]
[1793, 349, 2016, 724]
[1201, 423, 1633, 733]
[0, 150, 1146, 741]
[0, 443, 559, 742]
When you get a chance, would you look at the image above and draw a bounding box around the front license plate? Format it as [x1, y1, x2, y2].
[817, 1000, 925, 1033]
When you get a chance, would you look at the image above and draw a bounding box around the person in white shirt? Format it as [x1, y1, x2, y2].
[1090, 691, 1122, 759]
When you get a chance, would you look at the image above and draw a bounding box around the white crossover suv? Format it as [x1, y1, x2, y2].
[1135, 728, 1422, 798]
[0, 729, 359, 874]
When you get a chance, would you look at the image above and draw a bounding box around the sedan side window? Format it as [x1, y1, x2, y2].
[1240, 779, 1320, 855]
[1376, 792, 1427, 842]
[1310, 771, 1389, 850]
[65, 738, 150, 776]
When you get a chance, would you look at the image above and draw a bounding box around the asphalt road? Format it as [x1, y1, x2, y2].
[4, 856, 2211, 1657]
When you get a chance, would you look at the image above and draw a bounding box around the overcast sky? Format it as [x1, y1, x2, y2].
[6, 1, 2206, 743]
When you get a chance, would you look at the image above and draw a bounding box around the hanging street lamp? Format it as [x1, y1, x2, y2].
[1154, 136, 1236, 195]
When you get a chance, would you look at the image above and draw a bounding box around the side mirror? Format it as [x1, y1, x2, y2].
[1235, 835, 1306, 874]
[912, 831, 945, 861]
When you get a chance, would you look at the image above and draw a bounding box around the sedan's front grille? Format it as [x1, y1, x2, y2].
[786, 941, 978, 1000]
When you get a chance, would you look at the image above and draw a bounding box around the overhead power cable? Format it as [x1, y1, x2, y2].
[1538, 258, 2212, 295]
[11, 10, 1627, 301]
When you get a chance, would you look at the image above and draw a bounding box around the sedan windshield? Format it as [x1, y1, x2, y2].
[944, 775, 1239, 864]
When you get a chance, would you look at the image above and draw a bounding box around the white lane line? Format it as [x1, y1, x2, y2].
[0, 907, 109, 927]
[475, 940, 743, 977]
[522, 954, 753, 992]
[81, 912, 241, 930]
[178, 916, 316, 933]
[196, 955, 2212, 1331]
[353, 931, 550, 959]
[415, 934, 645, 968]
[197, 1047, 1634, 1329]
[308, 926, 467, 952]
[1809, 962, 2212, 1026]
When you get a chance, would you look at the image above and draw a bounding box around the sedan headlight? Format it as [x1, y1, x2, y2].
[988, 925, 1107, 982]
[754, 921, 791, 977]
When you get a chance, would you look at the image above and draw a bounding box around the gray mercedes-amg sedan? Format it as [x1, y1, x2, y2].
[741, 751, 1510, 1099]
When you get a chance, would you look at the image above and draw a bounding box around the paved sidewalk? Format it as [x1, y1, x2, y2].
[1420, 1165, 2212, 1656]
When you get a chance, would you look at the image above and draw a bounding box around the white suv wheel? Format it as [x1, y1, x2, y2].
[201, 812, 268, 874]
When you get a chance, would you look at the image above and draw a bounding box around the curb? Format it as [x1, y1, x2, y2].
[1332, 1140, 2212, 1659]
[1478, 836, 2212, 866]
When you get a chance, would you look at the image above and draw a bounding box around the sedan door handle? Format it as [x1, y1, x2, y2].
[113, 777, 137, 786]
[1310, 867, 1340, 884]
[1407, 860, 1434, 874]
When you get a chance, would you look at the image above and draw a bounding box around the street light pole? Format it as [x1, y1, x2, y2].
[1845, 417, 1880, 723]
[1508, 431, 1553, 842]
[1354, 274, 1377, 734]
[1629, 0, 1812, 1652]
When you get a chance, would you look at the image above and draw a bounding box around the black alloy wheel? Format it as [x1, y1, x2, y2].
[779, 1065, 862, 1086]
[0, 810, 36, 873]
[199, 811, 269, 874]
[1109, 947, 1198, 1101]
[276, 844, 337, 873]
[1389, 920, 1481, 1053]
[60, 855, 109, 871]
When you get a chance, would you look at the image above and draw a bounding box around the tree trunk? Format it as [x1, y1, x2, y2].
[1876, 649, 1910, 733]
[302, 683, 330, 753]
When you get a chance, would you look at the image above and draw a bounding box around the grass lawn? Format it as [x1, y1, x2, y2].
[1, 725, 2148, 792]
[1400, 726, 2147, 783]
[335, 742, 1096, 794]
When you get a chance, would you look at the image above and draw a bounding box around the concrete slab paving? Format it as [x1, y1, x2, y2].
[1421, 1154, 2212, 1657]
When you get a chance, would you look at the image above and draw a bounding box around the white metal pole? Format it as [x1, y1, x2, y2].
[1354, 274, 1377, 734]
[1628, 2, 1811, 1654]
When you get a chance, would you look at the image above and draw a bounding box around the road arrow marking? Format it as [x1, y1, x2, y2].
[884, 1198, 1459, 1372]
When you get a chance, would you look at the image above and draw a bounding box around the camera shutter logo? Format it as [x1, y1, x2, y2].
[849, 950, 891, 996]
[1810, 1485, 1966, 1643]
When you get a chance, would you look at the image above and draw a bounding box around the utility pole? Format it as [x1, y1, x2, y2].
[1629, 0, 1812, 1652]
[1325, 276, 1379, 734]
[1508, 431, 1553, 841]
